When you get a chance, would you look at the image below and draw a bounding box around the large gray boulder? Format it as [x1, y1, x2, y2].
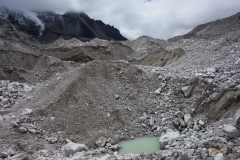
[222, 124, 240, 138]
[159, 132, 180, 149]
[61, 142, 88, 157]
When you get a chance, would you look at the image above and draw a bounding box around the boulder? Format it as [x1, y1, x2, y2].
[235, 118, 240, 130]
[198, 120, 205, 127]
[0, 152, 8, 158]
[181, 85, 193, 97]
[175, 111, 184, 117]
[178, 117, 187, 127]
[61, 142, 88, 157]
[186, 149, 195, 156]
[111, 144, 120, 151]
[11, 121, 18, 128]
[96, 137, 107, 147]
[193, 121, 200, 131]
[214, 153, 224, 160]
[28, 129, 36, 134]
[222, 124, 240, 138]
[47, 137, 58, 144]
[184, 114, 192, 126]
[159, 131, 180, 149]
[177, 154, 190, 160]
[234, 109, 240, 129]
[1, 98, 9, 105]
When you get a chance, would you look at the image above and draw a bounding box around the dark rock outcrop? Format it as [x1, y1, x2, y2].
[0, 7, 127, 43]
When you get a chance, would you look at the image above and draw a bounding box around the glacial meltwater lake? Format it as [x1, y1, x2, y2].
[118, 137, 160, 154]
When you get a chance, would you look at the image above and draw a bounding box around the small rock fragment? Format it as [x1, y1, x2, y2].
[149, 117, 154, 126]
[207, 68, 216, 74]
[186, 149, 195, 156]
[11, 121, 18, 128]
[234, 109, 240, 129]
[115, 95, 119, 99]
[106, 143, 111, 147]
[21, 108, 32, 115]
[154, 88, 161, 95]
[18, 126, 27, 133]
[65, 139, 72, 143]
[47, 137, 58, 144]
[181, 85, 193, 97]
[198, 120, 205, 127]
[193, 121, 200, 131]
[235, 118, 240, 130]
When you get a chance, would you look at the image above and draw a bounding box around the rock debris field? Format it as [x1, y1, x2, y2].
[0, 12, 240, 160]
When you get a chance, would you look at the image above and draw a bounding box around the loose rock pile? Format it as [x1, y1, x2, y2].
[1, 12, 240, 160]
[0, 81, 33, 108]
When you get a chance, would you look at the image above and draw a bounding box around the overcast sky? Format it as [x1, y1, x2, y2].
[1, 0, 240, 40]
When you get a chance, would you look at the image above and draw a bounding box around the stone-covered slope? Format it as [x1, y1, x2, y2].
[169, 12, 240, 41]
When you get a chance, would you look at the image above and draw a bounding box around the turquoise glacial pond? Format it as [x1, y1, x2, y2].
[118, 137, 160, 154]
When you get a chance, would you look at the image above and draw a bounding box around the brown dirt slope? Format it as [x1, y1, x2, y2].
[131, 48, 184, 67]
[19, 60, 158, 147]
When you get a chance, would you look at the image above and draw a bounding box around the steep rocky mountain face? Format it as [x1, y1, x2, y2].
[0, 7, 127, 43]
[0, 10, 240, 160]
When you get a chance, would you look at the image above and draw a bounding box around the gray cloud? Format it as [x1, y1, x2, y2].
[1, 0, 240, 40]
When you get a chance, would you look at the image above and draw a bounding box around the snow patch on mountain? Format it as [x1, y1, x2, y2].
[23, 10, 45, 32]
[0, 7, 45, 35]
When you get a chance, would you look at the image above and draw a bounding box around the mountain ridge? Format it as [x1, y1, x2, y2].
[0, 7, 127, 43]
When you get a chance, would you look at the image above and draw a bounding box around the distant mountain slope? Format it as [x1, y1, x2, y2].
[169, 12, 240, 41]
[0, 7, 127, 43]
